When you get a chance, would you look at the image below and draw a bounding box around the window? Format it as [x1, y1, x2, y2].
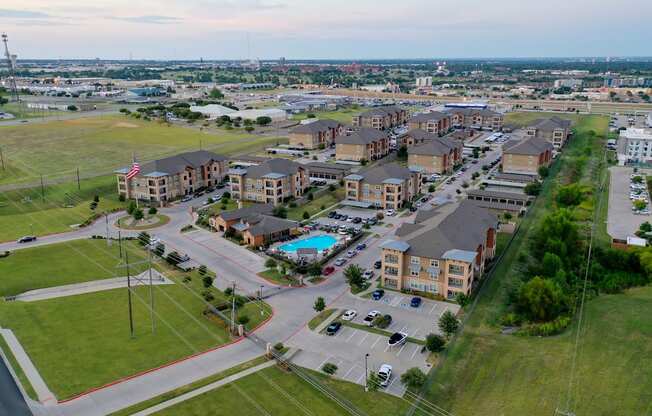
[410, 256, 420, 265]
[384, 266, 399, 276]
[430, 259, 439, 267]
[384, 254, 399, 264]
[410, 270, 419, 277]
[448, 264, 465, 275]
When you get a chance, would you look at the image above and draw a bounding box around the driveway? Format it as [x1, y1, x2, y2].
[607, 166, 651, 240]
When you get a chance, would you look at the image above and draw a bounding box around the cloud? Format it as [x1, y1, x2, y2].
[0, 8, 50, 18]
[108, 15, 182, 24]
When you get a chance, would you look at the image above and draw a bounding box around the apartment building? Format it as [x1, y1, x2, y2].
[444, 108, 504, 131]
[335, 128, 390, 162]
[115, 150, 228, 203]
[525, 116, 572, 149]
[343, 163, 421, 210]
[288, 119, 344, 149]
[228, 159, 309, 206]
[407, 112, 451, 135]
[351, 106, 408, 130]
[502, 137, 554, 176]
[617, 127, 652, 165]
[209, 204, 298, 248]
[408, 136, 463, 174]
[380, 201, 498, 299]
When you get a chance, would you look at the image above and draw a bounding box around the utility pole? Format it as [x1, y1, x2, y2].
[118, 230, 123, 259]
[76, 168, 80, 190]
[148, 249, 155, 333]
[0, 146, 5, 171]
[364, 353, 369, 392]
[230, 282, 236, 335]
[40, 174, 45, 201]
[105, 213, 110, 246]
[126, 250, 135, 338]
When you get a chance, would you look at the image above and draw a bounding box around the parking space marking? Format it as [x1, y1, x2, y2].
[410, 344, 421, 360]
[396, 343, 407, 357]
[317, 355, 333, 371]
[370, 335, 382, 349]
[356, 372, 366, 384]
[357, 332, 369, 346]
[411, 328, 419, 340]
[429, 303, 437, 315]
[343, 365, 357, 380]
[346, 330, 358, 342]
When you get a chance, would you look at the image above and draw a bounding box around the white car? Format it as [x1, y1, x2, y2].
[362, 269, 374, 279]
[346, 250, 357, 258]
[363, 310, 381, 326]
[378, 364, 393, 388]
[341, 310, 357, 321]
[385, 209, 396, 216]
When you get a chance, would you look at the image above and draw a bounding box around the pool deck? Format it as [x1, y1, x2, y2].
[269, 232, 348, 260]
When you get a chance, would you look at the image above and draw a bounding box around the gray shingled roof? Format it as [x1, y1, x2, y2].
[357, 105, 404, 118]
[409, 112, 449, 123]
[289, 119, 341, 134]
[246, 215, 298, 236]
[503, 136, 554, 156]
[444, 108, 501, 118]
[356, 162, 413, 185]
[528, 116, 572, 132]
[244, 158, 304, 179]
[218, 204, 274, 222]
[337, 128, 388, 145]
[409, 136, 460, 156]
[134, 151, 227, 177]
[404, 129, 437, 142]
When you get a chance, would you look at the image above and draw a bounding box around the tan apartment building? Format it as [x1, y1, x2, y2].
[502, 137, 554, 176]
[115, 150, 228, 203]
[288, 119, 344, 149]
[525, 116, 572, 149]
[407, 136, 463, 174]
[380, 201, 498, 299]
[336, 128, 390, 162]
[343, 163, 421, 210]
[209, 204, 298, 248]
[228, 159, 309, 206]
[400, 129, 435, 147]
[351, 106, 408, 130]
[444, 108, 504, 131]
[407, 112, 451, 135]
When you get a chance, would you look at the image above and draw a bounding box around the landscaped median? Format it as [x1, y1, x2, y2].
[340, 321, 426, 345]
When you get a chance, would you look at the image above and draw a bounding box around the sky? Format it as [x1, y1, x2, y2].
[1, 0, 652, 60]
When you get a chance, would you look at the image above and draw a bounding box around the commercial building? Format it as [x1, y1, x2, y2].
[466, 189, 531, 214]
[407, 135, 463, 174]
[335, 128, 390, 162]
[380, 201, 498, 299]
[351, 106, 408, 130]
[209, 204, 298, 248]
[305, 162, 352, 182]
[415, 77, 433, 88]
[115, 151, 228, 203]
[444, 108, 503, 131]
[343, 163, 421, 210]
[189, 104, 287, 122]
[502, 137, 554, 176]
[617, 128, 652, 165]
[525, 116, 573, 149]
[288, 119, 344, 149]
[228, 159, 309, 206]
[553, 79, 583, 89]
[407, 112, 451, 135]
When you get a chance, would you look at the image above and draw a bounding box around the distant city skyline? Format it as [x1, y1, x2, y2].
[2, 0, 652, 60]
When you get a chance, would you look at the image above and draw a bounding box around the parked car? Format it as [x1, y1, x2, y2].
[328, 211, 337, 218]
[17, 235, 36, 244]
[205, 186, 215, 193]
[388, 332, 408, 347]
[385, 209, 396, 216]
[371, 289, 385, 300]
[363, 310, 381, 326]
[352, 217, 362, 224]
[362, 269, 374, 279]
[323, 266, 335, 276]
[410, 297, 422, 308]
[341, 310, 357, 321]
[373, 260, 382, 269]
[181, 195, 193, 203]
[356, 243, 367, 251]
[346, 250, 357, 258]
[326, 321, 342, 336]
[334, 258, 347, 266]
[378, 364, 393, 388]
[215, 183, 226, 189]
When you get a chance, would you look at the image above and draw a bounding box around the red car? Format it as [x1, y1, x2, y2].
[323, 266, 335, 276]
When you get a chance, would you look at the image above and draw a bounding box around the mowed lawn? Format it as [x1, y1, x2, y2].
[0, 239, 148, 297]
[154, 366, 425, 416]
[504, 111, 584, 128]
[290, 108, 358, 125]
[0, 115, 282, 185]
[287, 188, 345, 221]
[0, 174, 125, 242]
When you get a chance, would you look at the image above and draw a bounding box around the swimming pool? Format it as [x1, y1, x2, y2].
[278, 235, 338, 253]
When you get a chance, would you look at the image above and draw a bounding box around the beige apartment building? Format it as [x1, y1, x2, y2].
[502, 137, 554, 176]
[288, 119, 344, 149]
[335, 128, 390, 162]
[351, 106, 408, 130]
[380, 201, 498, 299]
[407, 112, 451, 135]
[444, 108, 504, 131]
[115, 150, 228, 203]
[407, 135, 463, 174]
[525, 116, 572, 149]
[343, 163, 421, 210]
[228, 159, 309, 206]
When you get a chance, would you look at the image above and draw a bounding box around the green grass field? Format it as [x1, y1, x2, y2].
[504, 111, 583, 128]
[0, 102, 65, 120]
[287, 188, 344, 221]
[290, 108, 358, 125]
[416, 114, 652, 415]
[154, 365, 423, 416]
[0, 240, 271, 400]
[0, 115, 282, 185]
[0, 174, 125, 242]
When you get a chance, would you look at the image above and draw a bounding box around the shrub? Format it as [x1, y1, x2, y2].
[222, 191, 231, 199]
[401, 367, 427, 390]
[322, 362, 338, 375]
[313, 296, 326, 312]
[166, 251, 181, 265]
[518, 276, 567, 322]
[265, 258, 277, 269]
[93, 195, 100, 203]
[201, 290, 214, 302]
[522, 315, 571, 336]
[127, 201, 137, 215]
[148, 207, 158, 215]
[272, 206, 287, 218]
[428, 184, 436, 193]
[372, 314, 392, 329]
[524, 181, 542, 196]
[137, 231, 151, 246]
[118, 194, 126, 202]
[328, 184, 336, 191]
[439, 310, 459, 338]
[425, 333, 445, 352]
[303, 211, 310, 220]
[154, 243, 165, 257]
[202, 275, 214, 288]
[273, 342, 284, 351]
[289, 202, 297, 208]
[500, 313, 522, 327]
[237, 315, 250, 325]
[224, 287, 233, 296]
[455, 292, 470, 307]
[307, 192, 314, 201]
[133, 209, 144, 221]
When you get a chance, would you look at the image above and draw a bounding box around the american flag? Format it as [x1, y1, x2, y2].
[126, 162, 140, 180]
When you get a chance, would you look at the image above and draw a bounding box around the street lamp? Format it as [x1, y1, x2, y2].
[364, 353, 370, 392]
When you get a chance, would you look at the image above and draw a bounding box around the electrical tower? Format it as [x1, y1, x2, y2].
[2, 33, 20, 102]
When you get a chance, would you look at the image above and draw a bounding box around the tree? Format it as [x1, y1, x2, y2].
[272, 206, 287, 218]
[256, 116, 272, 126]
[202, 275, 214, 288]
[556, 184, 585, 207]
[397, 145, 408, 160]
[634, 200, 647, 211]
[472, 147, 480, 159]
[208, 87, 224, 99]
[344, 264, 365, 288]
[541, 252, 563, 278]
[244, 126, 254, 132]
[306, 113, 316, 118]
[428, 184, 436, 193]
[524, 181, 542, 196]
[222, 191, 231, 200]
[322, 362, 338, 375]
[518, 276, 566, 322]
[425, 333, 446, 352]
[148, 206, 158, 215]
[401, 367, 427, 390]
[367, 372, 380, 392]
[127, 200, 137, 215]
[0, 96, 8, 106]
[438, 310, 459, 338]
[455, 292, 470, 307]
[265, 258, 277, 269]
[302, 211, 310, 220]
[93, 195, 100, 203]
[538, 166, 550, 178]
[198, 265, 208, 276]
[307, 192, 314, 201]
[307, 262, 322, 276]
[313, 296, 326, 312]
[133, 209, 144, 221]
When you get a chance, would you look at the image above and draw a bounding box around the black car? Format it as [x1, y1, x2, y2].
[409, 206, 417, 212]
[374, 260, 382, 269]
[215, 183, 226, 189]
[352, 217, 362, 223]
[205, 186, 215, 193]
[17, 235, 37, 244]
[372, 289, 385, 300]
[326, 321, 342, 336]
[328, 211, 337, 218]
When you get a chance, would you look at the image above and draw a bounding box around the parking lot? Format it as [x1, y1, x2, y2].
[607, 166, 651, 240]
